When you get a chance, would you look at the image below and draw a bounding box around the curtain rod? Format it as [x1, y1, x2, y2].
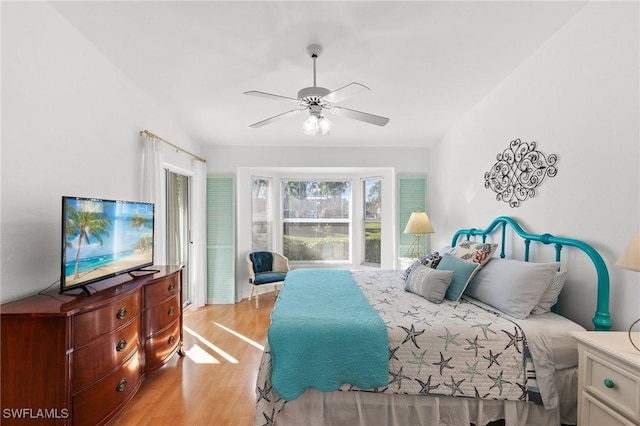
[140, 129, 206, 163]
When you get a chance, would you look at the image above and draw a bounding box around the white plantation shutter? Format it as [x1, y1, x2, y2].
[398, 175, 427, 258]
[206, 175, 235, 304]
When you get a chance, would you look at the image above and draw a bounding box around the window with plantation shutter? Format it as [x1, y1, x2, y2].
[206, 175, 235, 304]
[398, 175, 427, 258]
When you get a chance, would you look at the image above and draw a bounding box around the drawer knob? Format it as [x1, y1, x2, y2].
[116, 379, 127, 392]
[116, 339, 127, 352]
[168, 282, 175, 293]
[168, 335, 175, 345]
[604, 379, 615, 389]
[116, 307, 128, 320]
[168, 306, 175, 316]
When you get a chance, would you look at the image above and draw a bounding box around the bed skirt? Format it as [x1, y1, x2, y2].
[273, 368, 577, 426]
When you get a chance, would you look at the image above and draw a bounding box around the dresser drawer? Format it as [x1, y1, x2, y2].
[144, 318, 181, 373]
[583, 392, 635, 426]
[73, 349, 142, 426]
[72, 316, 141, 391]
[144, 275, 180, 306]
[74, 292, 141, 347]
[144, 295, 180, 337]
[585, 351, 640, 421]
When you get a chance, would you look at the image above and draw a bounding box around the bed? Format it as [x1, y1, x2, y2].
[254, 216, 611, 426]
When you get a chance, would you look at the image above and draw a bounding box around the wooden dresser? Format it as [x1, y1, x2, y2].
[571, 331, 640, 426]
[1, 266, 183, 425]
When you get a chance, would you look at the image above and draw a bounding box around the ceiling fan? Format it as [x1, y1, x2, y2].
[244, 44, 390, 135]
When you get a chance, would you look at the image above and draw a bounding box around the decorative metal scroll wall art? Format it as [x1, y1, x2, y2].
[484, 139, 558, 208]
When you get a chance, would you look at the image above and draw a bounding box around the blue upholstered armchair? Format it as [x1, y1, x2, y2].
[246, 251, 290, 308]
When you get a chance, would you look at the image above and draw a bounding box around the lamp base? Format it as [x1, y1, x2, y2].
[407, 235, 425, 259]
[630, 318, 640, 352]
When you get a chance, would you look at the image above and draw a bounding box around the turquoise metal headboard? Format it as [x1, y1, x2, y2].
[451, 216, 611, 331]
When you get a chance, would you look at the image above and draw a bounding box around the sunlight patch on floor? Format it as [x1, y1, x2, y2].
[184, 343, 220, 364]
[212, 321, 265, 351]
[183, 325, 239, 363]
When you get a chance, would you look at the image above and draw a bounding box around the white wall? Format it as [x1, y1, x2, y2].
[202, 145, 431, 300]
[431, 2, 640, 331]
[1, 2, 200, 302]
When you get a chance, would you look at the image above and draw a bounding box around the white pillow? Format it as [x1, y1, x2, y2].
[404, 262, 454, 304]
[464, 258, 559, 319]
[530, 271, 568, 315]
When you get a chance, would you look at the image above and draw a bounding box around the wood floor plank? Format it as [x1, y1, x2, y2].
[108, 292, 277, 426]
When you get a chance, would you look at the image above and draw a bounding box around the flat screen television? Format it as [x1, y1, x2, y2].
[61, 196, 155, 295]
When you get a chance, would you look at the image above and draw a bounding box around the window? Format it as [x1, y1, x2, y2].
[363, 178, 382, 265]
[282, 180, 351, 262]
[251, 177, 272, 251]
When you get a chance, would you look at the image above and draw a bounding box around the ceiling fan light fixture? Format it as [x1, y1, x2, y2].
[302, 114, 333, 137]
[302, 114, 319, 136]
[318, 116, 334, 135]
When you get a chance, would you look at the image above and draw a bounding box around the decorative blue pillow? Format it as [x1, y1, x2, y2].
[436, 253, 480, 301]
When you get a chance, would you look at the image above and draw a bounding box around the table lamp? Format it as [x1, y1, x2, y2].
[616, 231, 640, 351]
[403, 211, 435, 259]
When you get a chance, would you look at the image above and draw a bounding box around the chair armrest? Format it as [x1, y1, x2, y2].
[246, 255, 257, 282]
[272, 253, 290, 272]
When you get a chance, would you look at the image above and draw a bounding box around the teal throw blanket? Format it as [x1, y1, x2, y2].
[268, 269, 389, 400]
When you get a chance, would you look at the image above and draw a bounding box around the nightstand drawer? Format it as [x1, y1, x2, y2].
[585, 351, 640, 421]
[583, 392, 635, 426]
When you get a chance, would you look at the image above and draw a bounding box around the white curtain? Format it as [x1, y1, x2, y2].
[191, 159, 207, 308]
[141, 135, 167, 265]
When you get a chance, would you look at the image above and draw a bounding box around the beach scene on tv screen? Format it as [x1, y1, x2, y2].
[64, 198, 153, 287]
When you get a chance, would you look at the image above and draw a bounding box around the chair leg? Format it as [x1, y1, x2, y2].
[249, 285, 260, 308]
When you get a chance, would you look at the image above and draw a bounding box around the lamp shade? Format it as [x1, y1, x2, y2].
[403, 211, 435, 234]
[617, 231, 640, 272]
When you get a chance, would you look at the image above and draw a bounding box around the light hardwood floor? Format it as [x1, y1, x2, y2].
[109, 292, 277, 426]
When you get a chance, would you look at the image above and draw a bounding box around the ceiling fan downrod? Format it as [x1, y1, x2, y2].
[298, 44, 329, 102]
[307, 44, 322, 87]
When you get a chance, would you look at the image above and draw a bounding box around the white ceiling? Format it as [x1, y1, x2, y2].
[50, 1, 586, 148]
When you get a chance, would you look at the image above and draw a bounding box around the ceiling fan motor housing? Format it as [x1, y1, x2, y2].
[297, 86, 331, 105]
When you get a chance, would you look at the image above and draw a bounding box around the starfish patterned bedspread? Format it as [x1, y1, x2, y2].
[255, 269, 550, 425]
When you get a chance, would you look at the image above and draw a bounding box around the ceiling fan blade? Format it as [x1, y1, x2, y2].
[330, 106, 390, 127]
[322, 82, 370, 104]
[244, 90, 300, 103]
[249, 108, 306, 128]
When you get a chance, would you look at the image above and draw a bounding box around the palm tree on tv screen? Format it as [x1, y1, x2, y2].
[66, 204, 112, 279]
[129, 213, 151, 251]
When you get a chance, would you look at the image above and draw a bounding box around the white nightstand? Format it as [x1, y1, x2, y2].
[570, 331, 640, 426]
